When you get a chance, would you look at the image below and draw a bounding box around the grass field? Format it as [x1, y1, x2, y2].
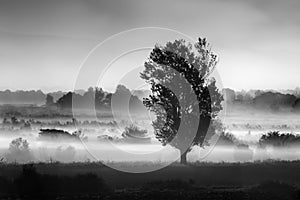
[1, 161, 300, 199]
[1, 161, 300, 188]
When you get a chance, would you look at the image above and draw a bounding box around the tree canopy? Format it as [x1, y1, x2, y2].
[140, 38, 223, 164]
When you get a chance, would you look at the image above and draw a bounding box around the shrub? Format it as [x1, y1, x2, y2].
[122, 124, 148, 138]
[259, 131, 300, 147]
[5, 138, 34, 163]
[216, 132, 238, 146]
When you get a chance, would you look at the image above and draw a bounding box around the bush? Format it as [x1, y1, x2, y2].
[259, 131, 300, 147]
[122, 124, 148, 138]
[38, 129, 88, 141]
[216, 132, 238, 146]
[4, 138, 34, 163]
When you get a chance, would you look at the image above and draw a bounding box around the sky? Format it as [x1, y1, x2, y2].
[0, 0, 299, 92]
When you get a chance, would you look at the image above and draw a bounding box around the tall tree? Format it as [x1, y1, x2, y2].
[5, 137, 34, 163]
[141, 38, 223, 164]
[45, 94, 54, 107]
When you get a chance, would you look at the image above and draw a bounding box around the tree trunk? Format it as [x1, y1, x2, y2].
[180, 150, 188, 165]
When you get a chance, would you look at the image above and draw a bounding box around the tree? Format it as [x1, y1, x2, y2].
[111, 85, 146, 113]
[45, 94, 54, 107]
[11, 116, 18, 125]
[140, 38, 223, 164]
[56, 92, 73, 109]
[2, 118, 9, 125]
[5, 138, 34, 163]
[259, 131, 300, 147]
[95, 87, 106, 109]
[223, 88, 235, 103]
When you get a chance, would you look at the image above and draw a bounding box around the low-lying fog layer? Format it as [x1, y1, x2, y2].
[1, 133, 300, 163]
[1, 111, 300, 164]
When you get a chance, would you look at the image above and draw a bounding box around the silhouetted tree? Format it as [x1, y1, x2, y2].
[5, 138, 34, 163]
[259, 131, 300, 147]
[2, 117, 9, 125]
[121, 124, 151, 143]
[223, 88, 235, 103]
[141, 38, 223, 164]
[56, 92, 73, 109]
[45, 94, 54, 107]
[95, 87, 106, 109]
[111, 85, 145, 113]
[11, 116, 18, 125]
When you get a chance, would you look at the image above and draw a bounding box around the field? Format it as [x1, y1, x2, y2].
[1, 106, 300, 199]
[1, 161, 300, 199]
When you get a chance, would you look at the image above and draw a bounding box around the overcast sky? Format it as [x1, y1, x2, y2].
[0, 0, 299, 92]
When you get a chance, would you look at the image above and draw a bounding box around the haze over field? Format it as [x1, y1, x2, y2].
[1, 86, 300, 164]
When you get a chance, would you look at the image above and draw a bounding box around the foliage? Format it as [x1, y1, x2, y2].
[204, 119, 226, 146]
[38, 129, 87, 141]
[5, 138, 34, 163]
[259, 131, 300, 147]
[140, 38, 223, 161]
[216, 132, 238, 146]
[55, 85, 143, 112]
[122, 124, 148, 138]
[45, 94, 54, 107]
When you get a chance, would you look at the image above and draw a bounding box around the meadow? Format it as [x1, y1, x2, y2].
[1, 106, 300, 199]
[0, 161, 300, 199]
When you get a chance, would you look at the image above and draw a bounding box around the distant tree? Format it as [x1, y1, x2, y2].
[223, 88, 235, 103]
[141, 38, 223, 164]
[215, 132, 237, 146]
[83, 87, 95, 107]
[38, 129, 86, 140]
[45, 94, 54, 107]
[11, 116, 18, 125]
[111, 84, 145, 113]
[56, 92, 73, 109]
[122, 124, 148, 138]
[243, 93, 253, 101]
[102, 93, 112, 107]
[2, 118, 9, 125]
[253, 92, 296, 111]
[204, 119, 226, 146]
[22, 121, 32, 130]
[121, 124, 150, 143]
[236, 94, 244, 101]
[259, 131, 300, 147]
[95, 87, 106, 108]
[255, 90, 263, 98]
[5, 138, 34, 163]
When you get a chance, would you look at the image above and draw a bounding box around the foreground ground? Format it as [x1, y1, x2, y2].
[0, 161, 300, 199]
